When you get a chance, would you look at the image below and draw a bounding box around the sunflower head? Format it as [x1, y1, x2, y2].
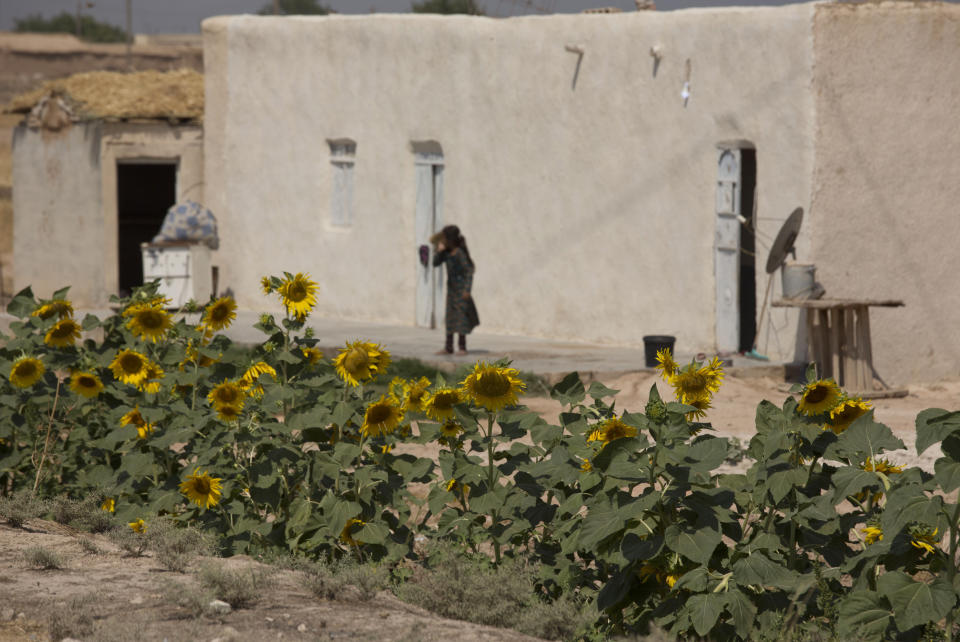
[277, 272, 318, 321]
[361, 395, 403, 438]
[261, 276, 274, 294]
[587, 416, 638, 445]
[655, 348, 678, 380]
[402, 377, 432, 413]
[207, 380, 246, 410]
[10, 357, 45, 388]
[684, 396, 712, 421]
[862, 457, 904, 475]
[32, 299, 73, 321]
[340, 518, 365, 547]
[862, 525, 883, 545]
[44, 318, 82, 348]
[827, 397, 872, 433]
[109, 349, 150, 386]
[240, 362, 277, 398]
[179, 468, 223, 510]
[101, 498, 115, 513]
[128, 519, 147, 534]
[202, 296, 238, 332]
[671, 360, 722, 404]
[460, 362, 526, 412]
[124, 303, 173, 343]
[439, 419, 463, 439]
[136, 363, 165, 394]
[215, 404, 243, 422]
[301, 346, 323, 366]
[69, 371, 104, 398]
[334, 340, 391, 387]
[425, 387, 462, 421]
[798, 379, 842, 416]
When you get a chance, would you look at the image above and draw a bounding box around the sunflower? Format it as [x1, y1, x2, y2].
[260, 276, 273, 294]
[207, 380, 246, 411]
[240, 362, 277, 398]
[69, 371, 104, 398]
[402, 376, 432, 413]
[135, 363, 165, 394]
[587, 417, 637, 445]
[863, 457, 904, 475]
[655, 348, 678, 380]
[179, 468, 223, 509]
[340, 518, 365, 546]
[101, 498, 115, 513]
[862, 525, 883, 545]
[797, 379, 842, 416]
[9, 357, 45, 388]
[361, 395, 403, 438]
[128, 519, 147, 534]
[215, 404, 243, 422]
[109, 349, 151, 386]
[124, 303, 173, 343]
[460, 362, 527, 412]
[202, 296, 238, 332]
[425, 387, 462, 421]
[121, 406, 155, 438]
[333, 340, 392, 387]
[579, 458, 593, 472]
[32, 299, 73, 320]
[44, 318, 82, 348]
[180, 340, 219, 370]
[277, 272, 318, 320]
[301, 346, 323, 366]
[445, 479, 471, 501]
[910, 527, 939, 555]
[671, 362, 722, 404]
[827, 397, 872, 434]
[684, 396, 712, 421]
[439, 419, 463, 439]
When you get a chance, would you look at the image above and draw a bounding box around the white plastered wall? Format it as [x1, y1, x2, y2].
[203, 6, 816, 357]
[12, 121, 204, 307]
[809, 1, 960, 385]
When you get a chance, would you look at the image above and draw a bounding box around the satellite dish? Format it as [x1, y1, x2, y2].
[765, 207, 803, 274]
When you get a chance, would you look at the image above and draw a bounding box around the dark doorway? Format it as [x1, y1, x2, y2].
[738, 149, 757, 352]
[117, 162, 176, 296]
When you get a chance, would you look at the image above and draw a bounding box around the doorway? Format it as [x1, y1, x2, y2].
[116, 161, 177, 297]
[414, 147, 444, 328]
[714, 146, 757, 354]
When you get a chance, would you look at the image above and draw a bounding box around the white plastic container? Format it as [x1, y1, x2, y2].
[141, 242, 213, 308]
[781, 263, 816, 299]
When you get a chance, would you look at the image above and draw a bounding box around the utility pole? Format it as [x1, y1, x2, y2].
[125, 0, 132, 70]
[273, 0, 281, 14]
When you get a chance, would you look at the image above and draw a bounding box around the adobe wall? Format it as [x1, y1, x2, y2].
[204, 7, 816, 356]
[810, 2, 960, 384]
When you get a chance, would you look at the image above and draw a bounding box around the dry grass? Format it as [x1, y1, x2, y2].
[6, 69, 203, 121]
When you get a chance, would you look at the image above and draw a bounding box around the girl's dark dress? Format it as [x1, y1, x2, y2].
[433, 248, 479, 335]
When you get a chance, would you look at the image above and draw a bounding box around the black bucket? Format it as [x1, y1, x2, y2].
[643, 335, 676, 368]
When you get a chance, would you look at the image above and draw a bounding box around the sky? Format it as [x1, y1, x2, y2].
[0, 0, 871, 34]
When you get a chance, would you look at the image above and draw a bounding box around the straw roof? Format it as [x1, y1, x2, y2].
[6, 69, 203, 122]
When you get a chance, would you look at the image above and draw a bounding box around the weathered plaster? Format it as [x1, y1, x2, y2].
[203, 6, 815, 357]
[13, 121, 203, 307]
[810, 1, 960, 384]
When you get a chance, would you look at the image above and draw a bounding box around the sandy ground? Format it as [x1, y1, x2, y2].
[1, 372, 957, 642]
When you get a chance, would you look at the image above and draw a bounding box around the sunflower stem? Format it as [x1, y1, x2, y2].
[32, 376, 62, 494]
[485, 411, 501, 564]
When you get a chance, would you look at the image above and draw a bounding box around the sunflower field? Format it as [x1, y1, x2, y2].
[3, 275, 960, 640]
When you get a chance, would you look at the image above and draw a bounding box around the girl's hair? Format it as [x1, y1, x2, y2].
[440, 225, 474, 267]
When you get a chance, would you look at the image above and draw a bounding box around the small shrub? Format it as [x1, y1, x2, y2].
[146, 516, 215, 572]
[109, 525, 149, 557]
[46, 594, 96, 640]
[49, 494, 116, 533]
[306, 558, 389, 601]
[0, 490, 45, 527]
[77, 537, 101, 554]
[198, 561, 272, 609]
[161, 579, 215, 619]
[394, 544, 532, 630]
[23, 545, 65, 570]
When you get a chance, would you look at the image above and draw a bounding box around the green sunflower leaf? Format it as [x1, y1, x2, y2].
[916, 408, 960, 455]
[687, 592, 725, 637]
[550, 372, 585, 407]
[877, 571, 955, 631]
[665, 524, 721, 566]
[831, 466, 879, 504]
[724, 589, 758, 640]
[837, 590, 891, 640]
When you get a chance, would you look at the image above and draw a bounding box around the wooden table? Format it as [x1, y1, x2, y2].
[771, 298, 905, 398]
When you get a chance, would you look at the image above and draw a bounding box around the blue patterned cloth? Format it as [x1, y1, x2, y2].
[152, 201, 219, 249]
